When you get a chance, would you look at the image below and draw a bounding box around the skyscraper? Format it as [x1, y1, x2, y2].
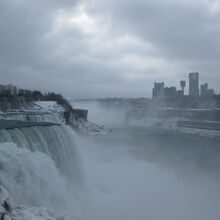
[201, 83, 208, 96]
[180, 80, 186, 95]
[189, 72, 199, 97]
[201, 83, 214, 97]
[152, 82, 165, 99]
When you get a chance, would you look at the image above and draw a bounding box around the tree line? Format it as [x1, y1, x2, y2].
[0, 86, 71, 112]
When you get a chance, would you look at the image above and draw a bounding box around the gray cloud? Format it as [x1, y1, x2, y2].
[0, 0, 219, 98]
[86, 0, 220, 90]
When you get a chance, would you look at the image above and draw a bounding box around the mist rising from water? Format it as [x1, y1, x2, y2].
[72, 101, 127, 127]
[74, 102, 220, 220]
[79, 131, 220, 220]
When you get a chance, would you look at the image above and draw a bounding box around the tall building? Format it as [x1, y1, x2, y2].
[189, 72, 199, 97]
[164, 87, 177, 98]
[201, 83, 214, 97]
[152, 82, 164, 99]
[180, 81, 186, 95]
[201, 83, 208, 96]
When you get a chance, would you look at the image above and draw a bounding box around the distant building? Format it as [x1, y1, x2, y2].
[180, 81, 186, 95]
[201, 83, 208, 96]
[201, 83, 214, 97]
[152, 82, 164, 99]
[207, 89, 214, 96]
[189, 72, 199, 97]
[164, 87, 177, 98]
[176, 90, 184, 97]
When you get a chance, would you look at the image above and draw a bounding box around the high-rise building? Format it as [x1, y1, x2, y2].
[152, 82, 165, 99]
[164, 87, 177, 98]
[189, 72, 199, 96]
[201, 83, 214, 97]
[180, 80, 186, 95]
[201, 83, 208, 96]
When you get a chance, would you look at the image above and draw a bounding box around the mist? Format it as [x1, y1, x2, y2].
[72, 103, 220, 220]
[72, 101, 127, 127]
[78, 131, 220, 220]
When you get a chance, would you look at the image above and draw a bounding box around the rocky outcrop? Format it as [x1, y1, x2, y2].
[0, 186, 12, 220]
[0, 186, 73, 220]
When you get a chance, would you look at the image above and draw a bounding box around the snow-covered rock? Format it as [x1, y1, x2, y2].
[12, 207, 70, 220]
[74, 119, 109, 135]
[0, 186, 80, 220]
[0, 186, 12, 220]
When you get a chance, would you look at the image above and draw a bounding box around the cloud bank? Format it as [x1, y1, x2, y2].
[0, 0, 220, 98]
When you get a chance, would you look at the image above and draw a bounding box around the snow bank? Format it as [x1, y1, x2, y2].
[34, 101, 65, 113]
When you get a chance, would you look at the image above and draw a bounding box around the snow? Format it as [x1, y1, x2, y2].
[11, 207, 71, 220]
[0, 186, 11, 208]
[130, 116, 220, 138]
[34, 101, 65, 112]
[75, 119, 109, 135]
[175, 127, 220, 138]
[0, 182, 80, 220]
[129, 117, 178, 129]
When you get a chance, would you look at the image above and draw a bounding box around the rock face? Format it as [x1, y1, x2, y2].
[73, 109, 88, 121]
[0, 186, 72, 220]
[0, 186, 12, 220]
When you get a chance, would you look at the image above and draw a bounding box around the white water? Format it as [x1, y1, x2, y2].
[0, 143, 68, 209]
[0, 121, 86, 219]
[0, 125, 82, 182]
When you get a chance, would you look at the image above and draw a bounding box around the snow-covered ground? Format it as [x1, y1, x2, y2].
[34, 101, 65, 113]
[175, 127, 220, 138]
[129, 116, 220, 138]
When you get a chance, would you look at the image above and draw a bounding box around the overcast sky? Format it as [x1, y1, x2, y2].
[0, 0, 220, 98]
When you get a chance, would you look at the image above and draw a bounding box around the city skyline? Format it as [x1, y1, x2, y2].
[153, 72, 216, 99]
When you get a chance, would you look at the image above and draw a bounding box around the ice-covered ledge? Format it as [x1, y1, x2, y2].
[0, 119, 60, 129]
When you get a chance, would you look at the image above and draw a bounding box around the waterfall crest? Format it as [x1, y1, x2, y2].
[0, 112, 64, 123]
[0, 124, 83, 184]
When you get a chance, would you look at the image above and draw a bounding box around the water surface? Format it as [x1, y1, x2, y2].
[81, 125, 220, 220]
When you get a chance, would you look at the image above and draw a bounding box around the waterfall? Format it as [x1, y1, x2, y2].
[0, 142, 69, 209]
[0, 117, 86, 218]
[0, 109, 88, 219]
[0, 124, 83, 184]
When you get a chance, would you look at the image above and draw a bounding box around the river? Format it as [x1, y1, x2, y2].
[75, 102, 220, 220]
